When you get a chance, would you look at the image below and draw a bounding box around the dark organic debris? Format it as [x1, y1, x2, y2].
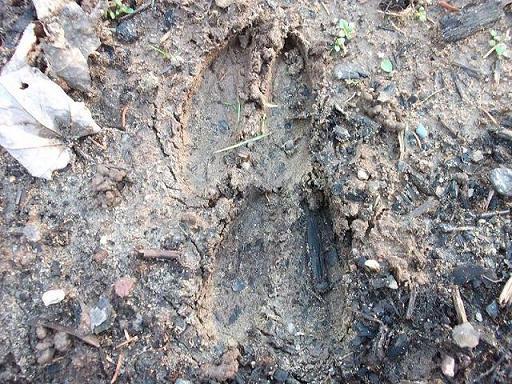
[440, 2, 502, 42]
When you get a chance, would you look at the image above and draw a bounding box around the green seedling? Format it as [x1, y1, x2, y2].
[380, 58, 393, 73]
[149, 45, 171, 60]
[106, 0, 134, 20]
[484, 30, 509, 59]
[332, 19, 355, 54]
[415, 6, 427, 22]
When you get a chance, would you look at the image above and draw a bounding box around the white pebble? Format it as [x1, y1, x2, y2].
[357, 169, 370, 181]
[42, 289, 65, 306]
[441, 355, 455, 377]
[364, 259, 381, 273]
[452, 322, 479, 348]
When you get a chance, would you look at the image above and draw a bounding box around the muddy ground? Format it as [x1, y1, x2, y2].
[1, 0, 512, 382]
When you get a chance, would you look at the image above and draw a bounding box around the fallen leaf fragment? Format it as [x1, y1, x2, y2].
[42, 289, 66, 306]
[0, 64, 100, 179]
[36, 0, 101, 90]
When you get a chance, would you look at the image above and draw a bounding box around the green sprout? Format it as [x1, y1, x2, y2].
[106, 0, 134, 20]
[415, 6, 427, 22]
[380, 58, 393, 73]
[149, 45, 171, 60]
[332, 19, 355, 55]
[484, 30, 509, 59]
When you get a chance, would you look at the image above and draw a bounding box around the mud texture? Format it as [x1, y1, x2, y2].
[1, 0, 512, 383]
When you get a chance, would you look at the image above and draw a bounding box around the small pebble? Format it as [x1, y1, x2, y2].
[37, 348, 55, 365]
[416, 123, 428, 140]
[471, 150, 484, 163]
[475, 312, 483, 322]
[231, 277, 246, 293]
[90, 296, 113, 334]
[116, 20, 138, 43]
[114, 276, 136, 298]
[357, 169, 369, 181]
[452, 322, 479, 348]
[333, 125, 350, 142]
[490, 168, 512, 197]
[42, 289, 65, 306]
[441, 355, 455, 377]
[53, 331, 71, 352]
[36, 326, 47, 340]
[486, 301, 499, 319]
[273, 368, 289, 382]
[364, 259, 381, 273]
[163, 9, 176, 30]
[386, 275, 398, 290]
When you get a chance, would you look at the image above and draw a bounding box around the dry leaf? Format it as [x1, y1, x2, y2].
[33, 0, 101, 90]
[0, 59, 100, 178]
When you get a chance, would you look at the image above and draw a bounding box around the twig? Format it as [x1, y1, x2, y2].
[440, 225, 476, 233]
[119, 3, 151, 21]
[377, 9, 408, 17]
[214, 133, 271, 154]
[110, 352, 124, 384]
[406, 284, 418, 320]
[480, 108, 499, 126]
[115, 335, 139, 350]
[480, 209, 510, 219]
[438, 1, 460, 12]
[416, 87, 446, 107]
[121, 106, 129, 129]
[452, 286, 467, 324]
[136, 248, 180, 260]
[37, 322, 100, 348]
[320, 1, 330, 15]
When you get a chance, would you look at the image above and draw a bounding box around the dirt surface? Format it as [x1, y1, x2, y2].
[1, 0, 512, 382]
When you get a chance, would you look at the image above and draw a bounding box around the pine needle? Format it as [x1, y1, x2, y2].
[214, 133, 271, 154]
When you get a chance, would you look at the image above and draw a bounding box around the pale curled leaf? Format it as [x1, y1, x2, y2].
[0, 66, 100, 179]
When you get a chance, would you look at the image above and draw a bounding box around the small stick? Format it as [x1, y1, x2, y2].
[440, 225, 476, 233]
[416, 87, 446, 107]
[115, 335, 139, 350]
[483, 190, 495, 212]
[480, 209, 510, 219]
[136, 248, 180, 260]
[214, 133, 271, 154]
[119, 3, 150, 21]
[480, 108, 499, 126]
[452, 286, 467, 324]
[38, 322, 100, 348]
[121, 106, 129, 129]
[377, 10, 408, 17]
[406, 284, 418, 320]
[438, 0, 459, 12]
[110, 352, 124, 384]
[320, 1, 330, 15]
